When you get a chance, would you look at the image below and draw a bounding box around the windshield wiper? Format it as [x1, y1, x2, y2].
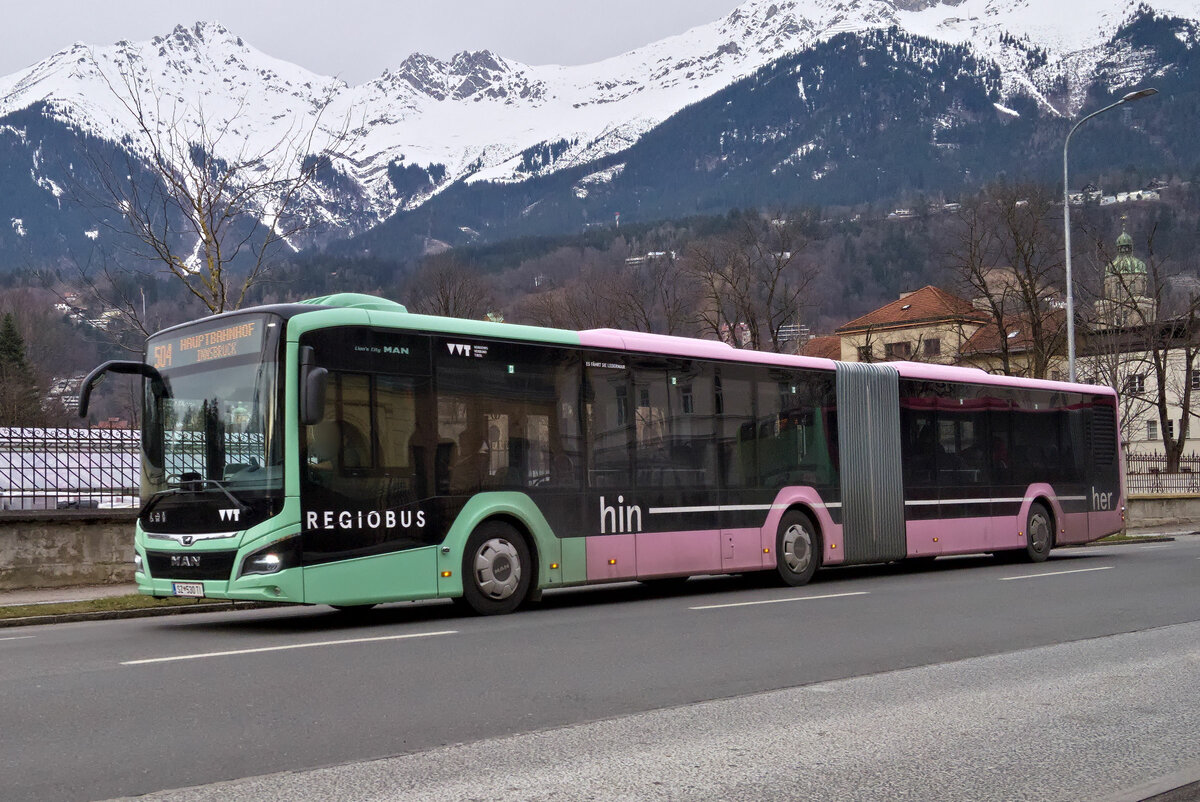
[139, 487, 180, 518]
[177, 477, 250, 512]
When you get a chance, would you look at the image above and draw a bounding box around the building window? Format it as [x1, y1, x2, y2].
[884, 341, 913, 359]
[1191, 372, 1200, 391]
[1050, 370, 1061, 382]
[1124, 374, 1146, 394]
[923, 338, 941, 357]
[1166, 419, 1175, 440]
[1147, 420, 1158, 440]
[857, 345, 873, 362]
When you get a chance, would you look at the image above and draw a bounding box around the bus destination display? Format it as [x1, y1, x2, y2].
[150, 319, 264, 370]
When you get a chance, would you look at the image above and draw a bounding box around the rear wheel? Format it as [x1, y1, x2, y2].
[1021, 503, 1054, 563]
[460, 521, 533, 615]
[776, 510, 820, 586]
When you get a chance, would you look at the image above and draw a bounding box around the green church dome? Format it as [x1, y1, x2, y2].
[1108, 228, 1146, 275]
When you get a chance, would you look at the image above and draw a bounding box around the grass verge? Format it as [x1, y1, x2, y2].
[0, 593, 224, 620]
[1096, 532, 1177, 544]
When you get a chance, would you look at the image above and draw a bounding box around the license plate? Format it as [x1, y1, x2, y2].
[172, 582, 205, 598]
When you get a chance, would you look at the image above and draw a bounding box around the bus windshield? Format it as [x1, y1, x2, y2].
[141, 314, 284, 510]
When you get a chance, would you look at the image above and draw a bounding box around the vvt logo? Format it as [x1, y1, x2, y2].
[218, 508, 242, 523]
[446, 342, 487, 358]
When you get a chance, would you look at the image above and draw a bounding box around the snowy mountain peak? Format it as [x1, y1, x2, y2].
[385, 49, 532, 102]
[0, 0, 1195, 254]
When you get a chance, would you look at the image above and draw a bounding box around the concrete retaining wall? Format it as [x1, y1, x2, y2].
[1126, 494, 1200, 531]
[0, 511, 137, 591]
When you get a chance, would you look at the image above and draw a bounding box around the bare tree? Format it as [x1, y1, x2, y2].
[1081, 223, 1200, 472]
[79, 48, 352, 323]
[686, 213, 820, 352]
[946, 183, 1066, 378]
[516, 250, 700, 335]
[407, 255, 495, 319]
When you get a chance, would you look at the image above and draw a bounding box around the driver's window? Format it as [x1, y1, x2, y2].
[306, 373, 372, 472]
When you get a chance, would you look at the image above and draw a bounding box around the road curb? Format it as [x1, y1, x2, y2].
[1065, 536, 1177, 548]
[0, 600, 286, 629]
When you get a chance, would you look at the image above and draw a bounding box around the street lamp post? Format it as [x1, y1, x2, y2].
[1062, 87, 1157, 383]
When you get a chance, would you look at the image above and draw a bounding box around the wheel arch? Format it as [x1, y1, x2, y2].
[435, 492, 560, 598]
[1019, 485, 1063, 550]
[759, 487, 843, 568]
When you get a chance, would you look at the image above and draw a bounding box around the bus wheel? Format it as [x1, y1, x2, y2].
[776, 511, 820, 586]
[1022, 503, 1054, 563]
[461, 522, 532, 615]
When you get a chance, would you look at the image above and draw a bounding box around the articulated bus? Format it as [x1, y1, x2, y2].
[79, 293, 1125, 615]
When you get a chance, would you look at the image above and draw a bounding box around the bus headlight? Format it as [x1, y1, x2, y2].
[239, 537, 300, 577]
[133, 553, 144, 575]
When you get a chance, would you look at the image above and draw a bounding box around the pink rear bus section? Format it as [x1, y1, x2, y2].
[581, 485, 1113, 583]
[583, 488, 847, 582]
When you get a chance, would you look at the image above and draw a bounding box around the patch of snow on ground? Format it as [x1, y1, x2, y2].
[11, 218, 25, 237]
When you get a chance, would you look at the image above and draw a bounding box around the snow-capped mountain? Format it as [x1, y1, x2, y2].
[0, 0, 1196, 263]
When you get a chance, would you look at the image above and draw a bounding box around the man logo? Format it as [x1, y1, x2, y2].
[170, 555, 200, 567]
[180, 536, 194, 547]
[218, 508, 241, 523]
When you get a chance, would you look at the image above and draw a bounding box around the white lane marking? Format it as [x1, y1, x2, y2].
[999, 566, 1113, 581]
[690, 591, 869, 610]
[121, 630, 457, 666]
[0, 635, 35, 642]
[1140, 544, 1171, 550]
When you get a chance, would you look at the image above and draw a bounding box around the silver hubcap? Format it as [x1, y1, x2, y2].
[781, 524, 813, 574]
[1029, 513, 1050, 553]
[473, 538, 522, 600]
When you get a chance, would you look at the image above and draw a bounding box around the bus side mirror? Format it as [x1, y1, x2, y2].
[78, 360, 166, 418]
[299, 346, 327, 426]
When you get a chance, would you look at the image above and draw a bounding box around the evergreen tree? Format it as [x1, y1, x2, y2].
[0, 312, 46, 426]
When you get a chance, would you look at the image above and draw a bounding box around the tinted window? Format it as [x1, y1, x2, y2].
[757, 369, 837, 489]
[584, 357, 632, 489]
[435, 339, 581, 494]
[631, 358, 716, 489]
[717, 367, 757, 489]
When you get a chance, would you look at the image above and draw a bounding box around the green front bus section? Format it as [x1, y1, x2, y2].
[135, 303, 589, 607]
[135, 492, 589, 605]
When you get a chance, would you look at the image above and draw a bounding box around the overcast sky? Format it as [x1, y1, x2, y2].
[0, 0, 742, 82]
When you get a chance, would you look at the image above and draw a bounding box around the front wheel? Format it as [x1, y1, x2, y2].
[775, 511, 820, 586]
[1020, 503, 1054, 563]
[460, 522, 533, 615]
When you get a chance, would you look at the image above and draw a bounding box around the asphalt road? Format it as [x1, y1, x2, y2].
[3, 537, 1198, 802]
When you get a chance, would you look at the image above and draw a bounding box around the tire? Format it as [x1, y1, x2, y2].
[1020, 503, 1054, 563]
[775, 510, 820, 586]
[460, 521, 533, 615]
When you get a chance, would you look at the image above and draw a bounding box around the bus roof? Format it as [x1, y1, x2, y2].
[245, 294, 1116, 399]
